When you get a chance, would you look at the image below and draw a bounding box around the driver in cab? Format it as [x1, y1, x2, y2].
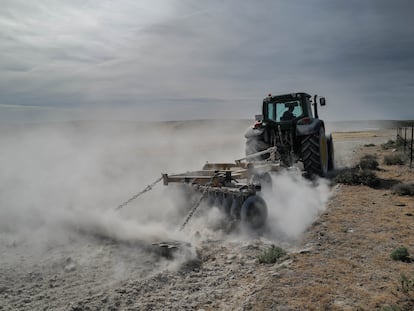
[281, 106, 295, 121]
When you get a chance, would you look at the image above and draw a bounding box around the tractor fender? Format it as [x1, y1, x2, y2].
[296, 119, 324, 137]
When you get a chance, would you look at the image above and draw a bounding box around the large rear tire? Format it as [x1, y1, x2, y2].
[327, 134, 335, 171]
[301, 128, 328, 177]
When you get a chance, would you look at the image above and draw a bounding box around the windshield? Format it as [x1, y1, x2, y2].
[267, 100, 303, 122]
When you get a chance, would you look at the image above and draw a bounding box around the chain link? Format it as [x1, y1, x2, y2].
[115, 176, 163, 211]
[115, 172, 221, 231]
[179, 173, 220, 231]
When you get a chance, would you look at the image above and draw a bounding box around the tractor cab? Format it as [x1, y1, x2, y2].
[262, 93, 313, 126]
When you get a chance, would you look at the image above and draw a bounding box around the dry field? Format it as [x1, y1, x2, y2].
[0, 124, 413, 310]
[254, 132, 414, 310]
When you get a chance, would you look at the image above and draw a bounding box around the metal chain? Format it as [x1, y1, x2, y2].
[115, 176, 163, 211]
[179, 173, 220, 231]
[115, 172, 221, 231]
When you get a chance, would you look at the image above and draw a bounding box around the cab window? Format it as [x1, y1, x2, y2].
[267, 100, 303, 122]
[267, 103, 275, 121]
[277, 101, 303, 122]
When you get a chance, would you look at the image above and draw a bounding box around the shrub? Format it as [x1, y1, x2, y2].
[382, 138, 408, 150]
[392, 182, 414, 196]
[358, 154, 379, 170]
[364, 143, 376, 147]
[358, 170, 381, 187]
[396, 136, 407, 147]
[400, 273, 414, 294]
[383, 154, 405, 165]
[382, 139, 397, 150]
[390, 247, 410, 261]
[334, 169, 380, 187]
[258, 245, 287, 264]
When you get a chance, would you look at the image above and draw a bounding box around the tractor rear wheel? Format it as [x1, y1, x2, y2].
[327, 134, 335, 171]
[301, 128, 328, 177]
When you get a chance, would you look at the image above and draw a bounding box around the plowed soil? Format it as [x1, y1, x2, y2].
[1, 127, 413, 311]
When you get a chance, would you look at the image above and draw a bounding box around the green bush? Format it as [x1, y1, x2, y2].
[392, 182, 414, 196]
[390, 247, 410, 261]
[400, 273, 414, 294]
[382, 138, 406, 150]
[383, 154, 405, 165]
[334, 169, 380, 187]
[258, 245, 287, 264]
[382, 140, 397, 150]
[358, 154, 379, 170]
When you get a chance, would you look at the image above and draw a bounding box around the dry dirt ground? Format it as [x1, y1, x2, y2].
[1, 126, 413, 310]
[255, 132, 414, 311]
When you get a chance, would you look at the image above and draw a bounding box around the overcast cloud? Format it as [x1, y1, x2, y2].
[0, 0, 413, 122]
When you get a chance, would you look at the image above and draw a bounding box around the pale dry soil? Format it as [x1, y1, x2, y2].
[254, 144, 414, 310]
[1, 129, 413, 310]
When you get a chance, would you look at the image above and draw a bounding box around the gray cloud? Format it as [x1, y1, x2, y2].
[0, 0, 413, 122]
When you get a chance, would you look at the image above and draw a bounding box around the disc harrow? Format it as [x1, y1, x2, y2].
[162, 147, 281, 229]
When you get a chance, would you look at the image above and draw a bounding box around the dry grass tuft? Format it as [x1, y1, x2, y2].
[384, 154, 405, 165]
[334, 169, 380, 187]
[358, 154, 379, 170]
[258, 245, 287, 264]
[381, 138, 406, 150]
[392, 182, 414, 196]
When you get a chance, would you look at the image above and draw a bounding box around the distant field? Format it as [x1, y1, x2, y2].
[0, 119, 412, 136]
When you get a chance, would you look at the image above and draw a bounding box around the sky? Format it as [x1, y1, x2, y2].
[0, 0, 413, 122]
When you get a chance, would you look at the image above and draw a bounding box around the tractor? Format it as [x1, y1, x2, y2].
[158, 92, 334, 230]
[245, 92, 334, 177]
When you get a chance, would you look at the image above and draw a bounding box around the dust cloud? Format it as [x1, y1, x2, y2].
[262, 171, 331, 241]
[0, 121, 248, 268]
[185, 169, 331, 243]
[0, 120, 332, 275]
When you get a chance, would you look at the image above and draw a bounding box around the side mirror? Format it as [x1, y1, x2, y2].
[319, 97, 326, 106]
[255, 114, 263, 121]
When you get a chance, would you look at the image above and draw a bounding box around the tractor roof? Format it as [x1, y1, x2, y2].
[264, 92, 311, 103]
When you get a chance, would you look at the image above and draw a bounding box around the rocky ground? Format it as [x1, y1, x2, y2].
[1, 126, 413, 310]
